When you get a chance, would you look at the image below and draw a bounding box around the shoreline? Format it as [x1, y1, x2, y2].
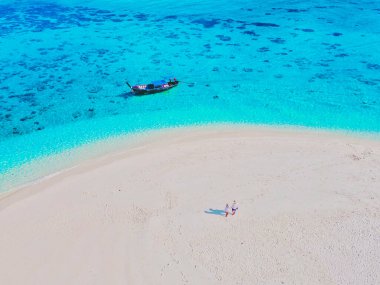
[1, 123, 379, 284]
[1, 123, 380, 195]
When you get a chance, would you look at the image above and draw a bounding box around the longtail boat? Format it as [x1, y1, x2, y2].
[126, 78, 179, 95]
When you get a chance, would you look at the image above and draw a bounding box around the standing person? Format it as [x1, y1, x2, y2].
[231, 200, 238, 215]
[224, 203, 230, 217]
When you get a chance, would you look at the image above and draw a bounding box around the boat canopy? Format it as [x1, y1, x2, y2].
[151, 80, 166, 87]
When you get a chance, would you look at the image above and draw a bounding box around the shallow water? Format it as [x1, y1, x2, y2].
[0, 0, 380, 188]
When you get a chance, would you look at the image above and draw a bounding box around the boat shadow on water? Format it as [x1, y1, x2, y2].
[204, 208, 225, 216]
[118, 92, 135, 99]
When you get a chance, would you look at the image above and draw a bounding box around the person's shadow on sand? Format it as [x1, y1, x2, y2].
[204, 208, 225, 216]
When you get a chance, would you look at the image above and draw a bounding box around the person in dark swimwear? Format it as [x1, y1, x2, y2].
[231, 200, 238, 215]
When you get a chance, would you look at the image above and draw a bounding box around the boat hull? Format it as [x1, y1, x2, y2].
[132, 82, 179, 95]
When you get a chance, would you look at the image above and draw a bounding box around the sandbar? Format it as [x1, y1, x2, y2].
[1, 125, 379, 284]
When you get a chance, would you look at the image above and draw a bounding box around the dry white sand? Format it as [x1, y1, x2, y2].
[1, 125, 380, 285]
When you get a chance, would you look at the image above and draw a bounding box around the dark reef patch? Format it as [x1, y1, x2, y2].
[314, 72, 334, 80]
[72, 111, 81, 119]
[0, 3, 135, 35]
[301, 28, 314, 32]
[206, 54, 223, 59]
[357, 78, 378, 86]
[87, 86, 103, 93]
[294, 57, 312, 69]
[216, 35, 231, 41]
[316, 61, 329, 67]
[252, 22, 279, 27]
[243, 30, 259, 36]
[8, 93, 36, 103]
[257, 47, 270, 52]
[367, 63, 380, 70]
[20, 115, 34, 122]
[12, 128, 21, 135]
[166, 33, 179, 39]
[334, 53, 349, 58]
[322, 43, 342, 51]
[134, 13, 148, 21]
[164, 15, 177, 20]
[287, 9, 308, 13]
[269, 37, 285, 44]
[332, 32, 343, 36]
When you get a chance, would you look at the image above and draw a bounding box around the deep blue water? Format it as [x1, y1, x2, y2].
[0, 0, 379, 190]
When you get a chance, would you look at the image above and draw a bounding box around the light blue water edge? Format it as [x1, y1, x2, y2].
[1, 0, 380, 191]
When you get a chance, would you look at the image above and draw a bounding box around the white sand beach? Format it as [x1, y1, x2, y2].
[1, 125, 380, 285]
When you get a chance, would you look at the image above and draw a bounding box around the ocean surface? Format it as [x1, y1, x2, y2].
[0, 0, 379, 190]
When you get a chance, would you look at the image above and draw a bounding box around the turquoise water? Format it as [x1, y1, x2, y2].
[0, 0, 380, 189]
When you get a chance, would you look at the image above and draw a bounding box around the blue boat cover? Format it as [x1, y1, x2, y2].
[151, 80, 166, 86]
